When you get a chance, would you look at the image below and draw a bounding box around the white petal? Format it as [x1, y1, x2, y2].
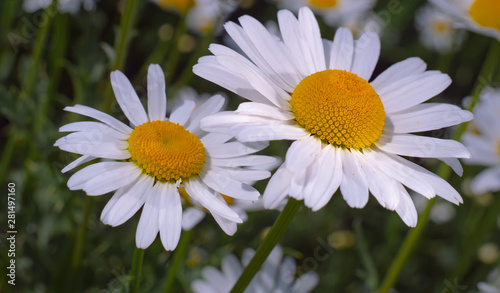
[211, 211, 238, 235]
[289, 168, 308, 200]
[210, 155, 279, 168]
[83, 162, 142, 196]
[379, 72, 451, 114]
[278, 9, 316, 76]
[135, 184, 161, 249]
[376, 134, 471, 159]
[206, 141, 268, 158]
[438, 157, 463, 176]
[285, 136, 321, 172]
[239, 15, 302, 88]
[59, 121, 130, 140]
[211, 168, 271, 182]
[370, 57, 427, 91]
[298, 7, 326, 72]
[159, 184, 182, 250]
[310, 146, 343, 211]
[64, 105, 132, 134]
[187, 95, 226, 133]
[200, 111, 273, 133]
[291, 272, 319, 293]
[462, 133, 499, 166]
[200, 169, 260, 200]
[184, 178, 241, 221]
[228, 123, 310, 142]
[170, 100, 196, 125]
[101, 175, 153, 226]
[386, 103, 473, 133]
[355, 152, 400, 210]
[202, 266, 229, 292]
[193, 61, 273, 105]
[200, 133, 232, 148]
[340, 150, 369, 208]
[182, 207, 206, 230]
[67, 161, 127, 191]
[191, 281, 219, 293]
[235, 102, 294, 120]
[55, 131, 128, 147]
[110, 71, 148, 126]
[395, 183, 418, 227]
[470, 167, 500, 195]
[350, 32, 380, 80]
[58, 143, 130, 160]
[147, 64, 167, 121]
[263, 163, 291, 209]
[221, 254, 243, 283]
[329, 27, 354, 71]
[61, 155, 95, 173]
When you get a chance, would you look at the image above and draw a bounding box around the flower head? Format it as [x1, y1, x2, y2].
[191, 245, 318, 293]
[56, 64, 277, 250]
[415, 4, 464, 53]
[273, 0, 376, 27]
[462, 87, 500, 195]
[430, 0, 500, 40]
[194, 7, 472, 226]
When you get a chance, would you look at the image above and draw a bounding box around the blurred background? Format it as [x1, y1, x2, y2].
[0, 0, 499, 292]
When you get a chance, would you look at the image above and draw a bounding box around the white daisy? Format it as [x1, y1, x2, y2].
[191, 245, 319, 293]
[429, 0, 500, 40]
[55, 64, 278, 250]
[462, 88, 500, 195]
[273, 0, 376, 27]
[23, 0, 96, 13]
[415, 4, 464, 53]
[478, 269, 500, 293]
[186, 0, 237, 34]
[194, 7, 473, 227]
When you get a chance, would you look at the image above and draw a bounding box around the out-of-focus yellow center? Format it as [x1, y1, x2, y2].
[157, 0, 195, 14]
[290, 70, 385, 150]
[128, 120, 205, 182]
[469, 0, 500, 32]
[308, 0, 337, 9]
[433, 20, 452, 33]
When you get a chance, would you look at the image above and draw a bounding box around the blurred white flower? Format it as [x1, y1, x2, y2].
[462, 88, 500, 195]
[273, 0, 376, 27]
[430, 0, 500, 40]
[415, 4, 464, 53]
[186, 0, 237, 34]
[23, 0, 96, 13]
[191, 245, 319, 293]
[478, 269, 500, 293]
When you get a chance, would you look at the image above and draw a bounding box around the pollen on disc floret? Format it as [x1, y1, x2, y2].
[290, 69, 385, 150]
[469, 0, 500, 32]
[128, 120, 206, 182]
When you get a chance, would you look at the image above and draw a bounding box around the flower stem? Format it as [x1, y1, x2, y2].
[24, 0, 57, 96]
[101, 0, 141, 113]
[230, 198, 302, 293]
[377, 38, 500, 293]
[161, 229, 193, 293]
[129, 247, 145, 293]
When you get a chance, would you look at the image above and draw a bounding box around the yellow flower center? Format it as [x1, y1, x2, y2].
[433, 20, 452, 34]
[308, 0, 338, 9]
[469, 0, 500, 32]
[157, 0, 194, 14]
[290, 70, 385, 150]
[128, 120, 206, 182]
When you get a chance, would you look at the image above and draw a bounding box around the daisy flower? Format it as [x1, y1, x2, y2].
[194, 7, 472, 226]
[191, 245, 318, 293]
[273, 0, 376, 27]
[477, 269, 500, 293]
[429, 0, 500, 40]
[186, 0, 237, 34]
[462, 88, 500, 195]
[23, 0, 96, 13]
[55, 64, 277, 250]
[415, 4, 464, 53]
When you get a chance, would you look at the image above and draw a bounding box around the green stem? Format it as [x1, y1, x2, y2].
[24, 0, 57, 96]
[230, 198, 302, 293]
[0, 134, 17, 184]
[129, 247, 145, 293]
[101, 0, 141, 113]
[161, 229, 193, 292]
[163, 19, 187, 86]
[64, 196, 93, 292]
[0, 0, 18, 39]
[354, 219, 379, 291]
[377, 38, 500, 293]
